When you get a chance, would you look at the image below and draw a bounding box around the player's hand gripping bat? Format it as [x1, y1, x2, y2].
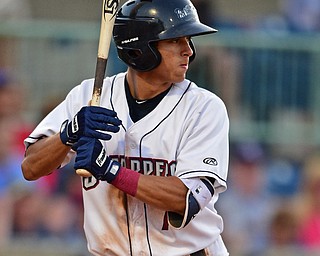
[76, 0, 120, 177]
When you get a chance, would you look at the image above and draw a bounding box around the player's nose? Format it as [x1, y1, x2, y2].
[181, 37, 193, 58]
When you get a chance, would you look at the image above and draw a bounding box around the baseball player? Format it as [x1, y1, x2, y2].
[21, 0, 229, 255]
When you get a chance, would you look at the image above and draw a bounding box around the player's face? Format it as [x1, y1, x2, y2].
[152, 36, 193, 84]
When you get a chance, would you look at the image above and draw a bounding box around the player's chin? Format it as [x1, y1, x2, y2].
[176, 73, 187, 83]
[172, 70, 187, 83]
[171, 76, 185, 84]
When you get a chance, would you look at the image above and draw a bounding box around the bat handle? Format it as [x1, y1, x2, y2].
[75, 98, 99, 178]
[76, 168, 92, 177]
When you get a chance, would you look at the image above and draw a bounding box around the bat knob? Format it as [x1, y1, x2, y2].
[76, 169, 92, 177]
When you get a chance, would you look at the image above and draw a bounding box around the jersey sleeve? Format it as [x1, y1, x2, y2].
[175, 91, 229, 193]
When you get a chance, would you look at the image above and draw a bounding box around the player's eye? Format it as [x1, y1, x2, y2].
[170, 38, 179, 43]
[173, 37, 190, 43]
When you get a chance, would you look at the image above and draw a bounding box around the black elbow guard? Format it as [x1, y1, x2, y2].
[168, 177, 215, 229]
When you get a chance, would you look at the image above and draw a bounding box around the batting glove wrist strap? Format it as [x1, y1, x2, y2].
[60, 106, 122, 146]
[74, 137, 121, 183]
[60, 119, 77, 146]
[100, 158, 121, 183]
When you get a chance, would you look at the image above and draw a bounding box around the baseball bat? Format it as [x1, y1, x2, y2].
[76, 0, 120, 177]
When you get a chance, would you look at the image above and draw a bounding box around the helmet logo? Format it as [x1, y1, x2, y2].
[121, 37, 139, 45]
[174, 4, 195, 19]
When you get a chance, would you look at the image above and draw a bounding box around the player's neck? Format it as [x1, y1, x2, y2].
[126, 68, 172, 101]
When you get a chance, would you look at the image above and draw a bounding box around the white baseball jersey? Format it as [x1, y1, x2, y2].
[25, 72, 229, 256]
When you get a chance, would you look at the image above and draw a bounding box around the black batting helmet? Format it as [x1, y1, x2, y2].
[113, 0, 217, 72]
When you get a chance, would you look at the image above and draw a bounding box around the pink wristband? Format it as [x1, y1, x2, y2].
[111, 167, 140, 196]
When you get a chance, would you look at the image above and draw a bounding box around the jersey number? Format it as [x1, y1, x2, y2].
[82, 176, 99, 190]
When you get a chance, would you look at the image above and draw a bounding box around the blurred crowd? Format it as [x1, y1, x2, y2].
[0, 70, 87, 254]
[0, 0, 320, 255]
[217, 142, 320, 256]
[209, 0, 320, 255]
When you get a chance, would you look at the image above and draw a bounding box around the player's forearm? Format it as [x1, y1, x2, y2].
[21, 133, 71, 181]
[135, 175, 187, 215]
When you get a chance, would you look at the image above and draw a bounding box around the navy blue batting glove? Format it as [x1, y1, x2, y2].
[74, 136, 121, 182]
[60, 106, 122, 146]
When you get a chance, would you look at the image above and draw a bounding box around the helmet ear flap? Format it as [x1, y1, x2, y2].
[127, 49, 142, 59]
[126, 49, 142, 66]
[116, 43, 162, 72]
